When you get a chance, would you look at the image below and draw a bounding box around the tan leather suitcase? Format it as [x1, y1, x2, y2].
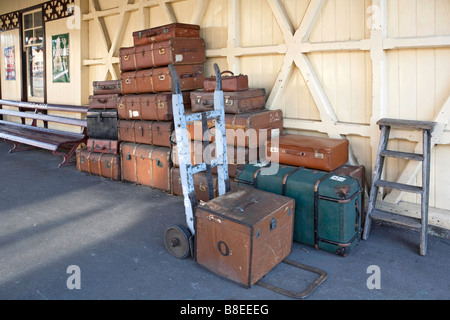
[86, 139, 120, 154]
[133, 23, 200, 46]
[120, 142, 172, 192]
[122, 65, 204, 94]
[117, 92, 190, 121]
[120, 38, 205, 71]
[118, 120, 174, 147]
[89, 94, 121, 109]
[267, 134, 349, 172]
[195, 186, 295, 288]
[188, 109, 283, 148]
[92, 80, 122, 95]
[203, 71, 249, 92]
[76, 149, 121, 181]
[191, 89, 266, 114]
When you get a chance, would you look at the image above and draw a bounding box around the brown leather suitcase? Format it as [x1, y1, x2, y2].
[86, 139, 120, 154]
[118, 120, 174, 147]
[195, 186, 295, 288]
[120, 142, 172, 192]
[76, 149, 121, 181]
[117, 92, 190, 121]
[89, 94, 121, 109]
[188, 109, 283, 148]
[92, 80, 122, 95]
[133, 23, 200, 46]
[191, 88, 266, 114]
[120, 38, 206, 71]
[122, 65, 204, 94]
[204, 71, 249, 92]
[267, 134, 349, 172]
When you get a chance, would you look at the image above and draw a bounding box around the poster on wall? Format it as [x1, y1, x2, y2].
[52, 33, 70, 83]
[4, 46, 16, 81]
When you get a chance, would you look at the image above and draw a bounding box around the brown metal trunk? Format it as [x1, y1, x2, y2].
[120, 142, 172, 192]
[120, 38, 206, 71]
[117, 92, 190, 121]
[76, 149, 121, 181]
[133, 23, 200, 46]
[121, 65, 204, 94]
[195, 186, 294, 288]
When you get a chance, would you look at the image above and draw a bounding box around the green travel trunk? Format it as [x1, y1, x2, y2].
[236, 164, 362, 256]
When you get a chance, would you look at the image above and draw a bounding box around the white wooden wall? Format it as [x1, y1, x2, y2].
[1, 0, 449, 230]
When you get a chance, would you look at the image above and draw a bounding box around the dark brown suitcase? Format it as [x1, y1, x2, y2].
[171, 168, 238, 202]
[118, 120, 174, 147]
[117, 92, 190, 121]
[122, 64, 204, 94]
[76, 149, 121, 181]
[203, 71, 249, 92]
[89, 94, 121, 109]
[195, 186, 295, 288]
[133, 23, 200, 46]
[120, 38, 206, 71]
[191, 89, 266, 114]
[188, 109, 283, 148]
[267, 134, 349, 172]
[92, 80, 122, 95]
[120, 142, 172, 192]
[171, 167, 218, 202]
[86, 139, 120, 154]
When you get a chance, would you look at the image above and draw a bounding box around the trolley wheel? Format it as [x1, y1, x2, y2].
[164, 224, 192, 259]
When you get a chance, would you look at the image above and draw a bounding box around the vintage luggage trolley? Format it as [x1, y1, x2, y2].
[163, 64, 327, 299]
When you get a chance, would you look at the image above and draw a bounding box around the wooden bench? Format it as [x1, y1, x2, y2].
[0, 99, 88, 168]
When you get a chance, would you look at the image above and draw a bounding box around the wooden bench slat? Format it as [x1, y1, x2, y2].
[0, 99, 88, 113]
[0, 122, 85, 146]
[0, 109, 87, 128]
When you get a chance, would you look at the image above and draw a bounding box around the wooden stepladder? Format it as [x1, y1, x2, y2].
[164, 63, 231, 259]
[362, 118, 437, 256]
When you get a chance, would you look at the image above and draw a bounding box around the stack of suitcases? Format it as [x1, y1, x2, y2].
[236, 133, 366, 256]
[173, 70, 284, 201]
[117, 23, 206, 193]
[77, 80, 122, 181]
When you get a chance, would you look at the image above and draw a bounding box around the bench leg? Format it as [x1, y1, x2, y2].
[53, 142, 82, 168]
[8, 142, 37, 154]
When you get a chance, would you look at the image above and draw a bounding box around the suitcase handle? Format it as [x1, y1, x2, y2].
[96, 99, 108, 104]
[234, 197, 258, 212]
[180, 72, 200, 79]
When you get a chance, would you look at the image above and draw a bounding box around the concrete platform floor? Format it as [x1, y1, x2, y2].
[0, 141, 449, 302]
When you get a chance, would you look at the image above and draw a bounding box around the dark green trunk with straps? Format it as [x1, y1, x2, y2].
[236, 164, 362, 256]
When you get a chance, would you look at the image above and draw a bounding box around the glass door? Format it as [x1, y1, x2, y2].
[23, 9, 44, 103]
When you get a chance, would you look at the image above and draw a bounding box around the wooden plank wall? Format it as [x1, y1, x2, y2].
[1, 0, 448, 229]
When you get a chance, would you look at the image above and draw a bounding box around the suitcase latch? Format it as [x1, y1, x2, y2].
[315, 152, 324, 159]
[270, 218, 278, 231]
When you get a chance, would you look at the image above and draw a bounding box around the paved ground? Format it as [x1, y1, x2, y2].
[0, 141, 449, 303]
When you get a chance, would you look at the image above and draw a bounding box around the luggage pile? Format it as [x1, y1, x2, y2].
[176, 70, 284, 201]
[236, 133, 366, 256]
[76, 80, 122, 181]
[77, 23, 207, 194]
